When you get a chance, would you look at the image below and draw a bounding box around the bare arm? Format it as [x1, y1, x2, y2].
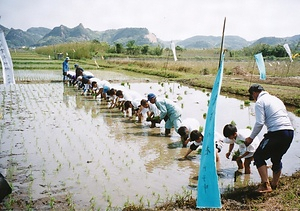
[184, 148, 193, 159]
[225, 143, 234, 159]
[236, 151, 250, 161]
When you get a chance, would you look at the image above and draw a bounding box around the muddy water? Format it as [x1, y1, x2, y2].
[0, 70, 299, 210]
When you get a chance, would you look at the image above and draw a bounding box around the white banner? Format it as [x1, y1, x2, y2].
[171, 41, 177, 61]
[283, 43, 293, 62]
[0, 30, 15, 84]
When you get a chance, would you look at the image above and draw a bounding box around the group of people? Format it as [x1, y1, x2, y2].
[62, 58, 294, 194]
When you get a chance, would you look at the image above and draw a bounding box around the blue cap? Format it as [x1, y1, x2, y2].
[147, 93, 156, 101]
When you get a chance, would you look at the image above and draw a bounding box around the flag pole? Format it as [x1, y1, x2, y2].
[196, 17, 226, 209]
[249, 59, 255, 86]
[218, 17, 226, 69]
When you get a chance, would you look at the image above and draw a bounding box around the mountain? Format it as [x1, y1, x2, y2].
[35, 24, 99, 46]
[251, 35, 300, 48]
[1, 23, 299, 50]
[97, 28, 158, 45]
[0, 25, 10, 36]
[251, 37, 285, 46]
[177, 35, 251, 49]
[5, 28, 41, 47]
[27, 27, 51, 38]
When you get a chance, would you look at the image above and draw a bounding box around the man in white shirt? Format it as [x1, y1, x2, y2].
[245, 84, 294, 193]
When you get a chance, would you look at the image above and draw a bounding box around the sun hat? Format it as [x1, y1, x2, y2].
[74, 64, 78, 68]
[147, 93, 156, 101]
[66, 57, 70, 61]
[248, 84, 264, 100]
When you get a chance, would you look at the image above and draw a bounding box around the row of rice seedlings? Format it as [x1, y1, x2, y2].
[13, 70, 61, 82]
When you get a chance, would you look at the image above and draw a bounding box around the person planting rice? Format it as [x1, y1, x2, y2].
[76, 71, 94, 94]
[73, 64, 84, 85]
[223, 124, 259, 176]
[88, 79, 111, 98]
[181, 130, 223, 161]
[147, 93, 182, 137]
[66, 71, 76, 85]
[140, 99, 161, 127]
[178, 118, 200, 147]
[182, 130, 203, 159]
[114, 89, 142, 112]
[124, 99, 143, 121]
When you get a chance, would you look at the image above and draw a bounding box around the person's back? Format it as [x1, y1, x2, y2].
[154, 97, 182, 135]
[181, 118, 200, 132]
[74, 64, 84, 79]
[245, 84, 294, 193]
[255, 92, 293, 132]
[155, 98, 181, 118]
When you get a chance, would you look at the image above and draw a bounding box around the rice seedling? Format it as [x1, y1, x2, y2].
[49, 196, 56, 209]
[244, 100, 251, 106]
[89, 196, 96, 210]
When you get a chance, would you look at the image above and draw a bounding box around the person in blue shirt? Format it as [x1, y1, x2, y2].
[62, 57, 70, 82]
[147, 93, 182, 137]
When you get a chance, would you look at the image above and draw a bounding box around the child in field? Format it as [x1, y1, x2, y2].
[182, 130, 223, 161]
[223, 124, 259, 175]
[178, 118, 200, 147]
[183, 130, 203, 159]
[140, 99, 161, 127]
[124, 99, 143, 121]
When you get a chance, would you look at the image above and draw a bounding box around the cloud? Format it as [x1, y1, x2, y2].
[1, 0, 299, 41]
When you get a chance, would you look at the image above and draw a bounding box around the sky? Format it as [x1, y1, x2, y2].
[0, 0, 299, 41]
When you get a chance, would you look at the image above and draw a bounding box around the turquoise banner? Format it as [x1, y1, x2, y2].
[196, 53, 224, 208]
[254, 53, 266, 80]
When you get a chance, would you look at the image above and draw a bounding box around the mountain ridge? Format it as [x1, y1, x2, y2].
[1, 23, 299, 50]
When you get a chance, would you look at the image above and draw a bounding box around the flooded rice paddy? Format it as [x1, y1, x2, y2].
[0, 70, 299, 210]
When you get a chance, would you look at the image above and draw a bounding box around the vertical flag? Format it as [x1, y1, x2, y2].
[196, 52, 224, 208]
[0, 30, 15, 84]
[283, 43, 293, 62]
[171, 41, 177, 61]
[254, 53, 266, 80]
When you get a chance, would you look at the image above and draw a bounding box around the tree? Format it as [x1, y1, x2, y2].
[150, 45, 163, 56]
[126, 40, 136, 55]
[115, 43, 123, 54]
[141, 45, 149, 55]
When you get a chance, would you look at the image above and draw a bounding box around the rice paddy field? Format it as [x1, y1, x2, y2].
[0, 69, 299, 210]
